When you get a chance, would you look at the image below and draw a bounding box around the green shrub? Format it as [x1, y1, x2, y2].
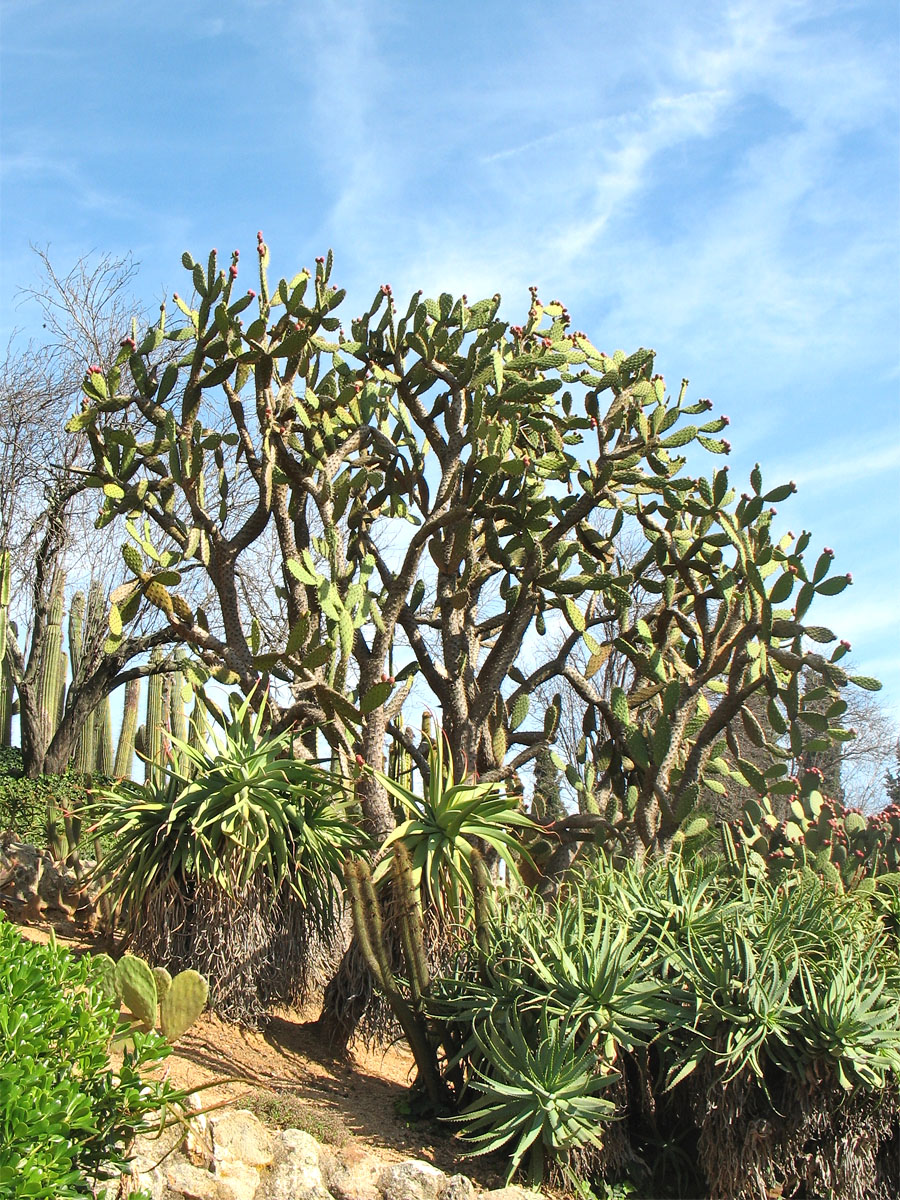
[0, 745, 111, 854]
[0, 913, 179, 1199]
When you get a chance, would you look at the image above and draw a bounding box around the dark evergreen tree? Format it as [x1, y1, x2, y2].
[531, 747, 567, 823]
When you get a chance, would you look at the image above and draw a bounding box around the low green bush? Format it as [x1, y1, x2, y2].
[0, 746, 109, 854]
[0, 913, 179, 1199]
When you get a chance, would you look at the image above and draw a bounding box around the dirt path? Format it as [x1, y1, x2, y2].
[13, 919, 511, 1189]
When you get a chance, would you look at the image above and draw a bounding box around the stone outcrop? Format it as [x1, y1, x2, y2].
[125, 1104, 547, 1200]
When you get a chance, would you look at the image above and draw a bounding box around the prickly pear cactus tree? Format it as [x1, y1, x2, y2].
[537, 463, 876, 861]
[70, 239, 874, 859]
[728, 765, 900, 887]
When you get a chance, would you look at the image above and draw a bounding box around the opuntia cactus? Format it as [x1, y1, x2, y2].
[160, 969, 209, 1042]
[728, 766, 900, 887]
[116, 954, 158, 1027]
[89, 951, 208, 1042]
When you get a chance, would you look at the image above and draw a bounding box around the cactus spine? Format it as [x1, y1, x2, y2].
[114, 677, 141, 779]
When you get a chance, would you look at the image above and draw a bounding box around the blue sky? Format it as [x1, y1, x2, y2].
[1, 0, 898, 717]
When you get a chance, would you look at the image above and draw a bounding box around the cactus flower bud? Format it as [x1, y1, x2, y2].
[229, 265, 238, 278]
[247, 289, 256, 298]
[355, 753, 364, 766]
[257, 231, 264, 241]
[846, 573, 853, 583]
[824, 547, 834, 556]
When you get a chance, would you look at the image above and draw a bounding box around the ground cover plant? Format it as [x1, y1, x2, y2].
[0, 914, 181, 1199]
[423, 851, 900, 1196]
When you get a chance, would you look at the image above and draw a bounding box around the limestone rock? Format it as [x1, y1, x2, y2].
[165, 1160, 231, 1199]
[377, 1159, 447, 1200]
[261, 1128, 329, 1199]
[213, 1159, 262, 1200]
[209, 1109, 274, 1169]
[319, 1143, 381, 1200]
[439, 1176, 477, 1200]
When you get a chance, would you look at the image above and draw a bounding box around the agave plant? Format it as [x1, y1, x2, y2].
[452, 1006, 618, 1188]
[92, 693, 363, 929]
[372, 732, 536, 914]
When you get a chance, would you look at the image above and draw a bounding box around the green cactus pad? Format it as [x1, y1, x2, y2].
[160, 969, 208, 1042]
[91, 952, 119, 1005]
[116, 954, 158, 1027]
[152, 966, 173, 1005]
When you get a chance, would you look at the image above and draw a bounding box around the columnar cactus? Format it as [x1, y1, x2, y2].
[68, 592, 93, 775]
[114, 677, 141, 779]
[93, 695, 114, 776]
[0, 549, 11, 746]
[37, 573, 66, 748]
[144, 650, 165, 785]
[168, 661, 189, 773]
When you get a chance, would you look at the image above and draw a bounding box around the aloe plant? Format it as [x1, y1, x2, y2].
[373, 733, 536, 914]
[92, 692, 362, 923]
[453, 1008, 618, 1189]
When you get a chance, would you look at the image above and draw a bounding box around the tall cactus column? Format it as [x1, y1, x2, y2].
[144, 650, 165, 785]
[114, 677, 141, 779]
[38, 572, 66, 756]
[68, 592, 94, 775]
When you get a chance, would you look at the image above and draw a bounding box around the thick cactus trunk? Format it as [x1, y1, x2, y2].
[0, 550, 11, 747]
[144, 651, 165, 785]
[93, 694, 113, 776]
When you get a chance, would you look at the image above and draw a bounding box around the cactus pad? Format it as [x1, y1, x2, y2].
[116, 954, 158, 1027]
[152, 965, 173, 1005]
[91, 952, 119, 1005]
[160, 969, 208, 1042]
